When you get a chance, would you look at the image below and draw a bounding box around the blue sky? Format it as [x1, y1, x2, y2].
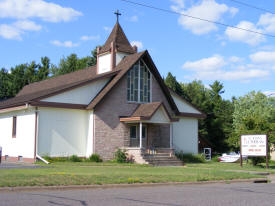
[0, 0, 275, 99]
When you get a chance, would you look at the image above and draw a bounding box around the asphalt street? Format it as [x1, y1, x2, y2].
[0, 182, 274, 206]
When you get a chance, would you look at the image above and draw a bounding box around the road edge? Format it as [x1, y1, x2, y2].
[0, 178, 269, 192]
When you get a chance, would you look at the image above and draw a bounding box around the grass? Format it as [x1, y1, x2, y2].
[0, 161, 270, 187]
[186, 161, 275, 174]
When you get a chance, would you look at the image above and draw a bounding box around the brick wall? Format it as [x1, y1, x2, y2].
[94, 71, 174, 160]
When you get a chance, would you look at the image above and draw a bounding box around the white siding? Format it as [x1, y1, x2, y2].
[171, 93, 201, 114]
[41, 78, 109, 105]
[173, 118, 198, 154]
[0, 109, 35, 159]
[98, 53, 111, 74]
[37, 108, 91, 157]
[86, 110, 94, 157]
[116, 52, 128, 65]
[148, 106, 170, 124]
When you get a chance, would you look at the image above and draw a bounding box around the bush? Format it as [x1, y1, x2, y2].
[250, 156, 266, 166]
[211, 155, 220, 162]
[69, 155, 82, 162]
[175, 152, 205, 163]
[114, 149, 127, 163]
[43, 156, 70, 163]
[88, 154, 103, 162]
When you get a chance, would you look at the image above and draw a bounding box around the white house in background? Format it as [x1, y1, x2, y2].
[0, 20, 205, 164]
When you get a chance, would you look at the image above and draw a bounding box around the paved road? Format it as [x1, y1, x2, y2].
[0, 182, 275, 206]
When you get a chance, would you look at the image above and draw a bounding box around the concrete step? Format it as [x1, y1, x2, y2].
[143, 153, 172, 157]
[144, 157, 184, 166]
[143, 155, 176, 158]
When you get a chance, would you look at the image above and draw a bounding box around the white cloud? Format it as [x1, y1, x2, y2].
[131, 41, 143, 50]
[0, 24, 21, 40]
[263, 91, 275, 97]
[182, 55, 226, 71]
[185, 68, 269, 81]
[50, 40, 79, 48]
[171, 0, 238, 35]
[225, 21, 265, 46]
[0, 0, 82, 22]
[182, 54, 270, 81]
[103, 26, 112, 32]
[13, 20, 41, 31]
[229, 56, 243, 63]
[257, 13, 275, 34]
[0, 20, 41, 40]
[80, 35, 100, 41]
[170, 0, 184, 12]
[129, 15, 138, 22]
[250, 51, 275, 64]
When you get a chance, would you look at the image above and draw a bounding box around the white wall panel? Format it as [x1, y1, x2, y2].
[42, 78, 109, 105]
[171, 93, 201, 114]
[98, 53, 111, 74]
[116, 52, 128, 65]
[173, 118, 198, 154]
[0, 110, 35, 159]
[37, 108, 89, 157]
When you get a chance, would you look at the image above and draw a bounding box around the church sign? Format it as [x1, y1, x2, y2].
[240, 134, 268, 168]
[241, 135, 267, 156]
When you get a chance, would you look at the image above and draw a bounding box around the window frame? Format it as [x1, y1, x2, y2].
[127, 60, 152, 103]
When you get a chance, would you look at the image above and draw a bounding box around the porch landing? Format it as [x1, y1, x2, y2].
[123, 148, 184, 166]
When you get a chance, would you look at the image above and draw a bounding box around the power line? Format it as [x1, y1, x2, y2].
[121, 0, 275, 38]
[226, 0, 275, 15]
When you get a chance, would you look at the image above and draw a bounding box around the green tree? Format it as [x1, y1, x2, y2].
[228, 91, 275, 150]
[179, 80, 233, 152]
[0, 68, 11, 100]
[164, 72, 185, 97]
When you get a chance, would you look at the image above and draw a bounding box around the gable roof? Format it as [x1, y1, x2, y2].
[87, 51, 145, 109]
[120, 102, 177, 122]
[0, 66, 119, 110]
[0, 50, 180, 116]
[87, 50, 179, 114]
[132, 102, 162, 118]
[98, 22, 135, 55]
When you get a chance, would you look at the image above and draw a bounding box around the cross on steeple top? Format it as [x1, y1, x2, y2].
[114, 9, 121, 22]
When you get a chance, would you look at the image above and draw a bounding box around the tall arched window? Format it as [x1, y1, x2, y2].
[127, 60, 151, 103]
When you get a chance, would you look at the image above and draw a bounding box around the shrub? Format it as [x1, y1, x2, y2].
[250, 156, 266, 166]
[88, 154, 103, 162]
[69, 155, 82, 162]
[114, 149, 127, 163]
[175, 152, 205, 163]
[211, 155, 220, 162]
[42, 156, 70, 163]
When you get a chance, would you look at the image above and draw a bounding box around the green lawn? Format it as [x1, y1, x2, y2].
[186, 161, 275, 174]
[0, 161, 271, 187]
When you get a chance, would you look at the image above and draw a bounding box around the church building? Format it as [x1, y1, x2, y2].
[0, 17, 205, 164]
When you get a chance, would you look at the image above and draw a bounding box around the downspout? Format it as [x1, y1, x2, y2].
[34, 107, 49, 164]
[34, 107, 38, 162]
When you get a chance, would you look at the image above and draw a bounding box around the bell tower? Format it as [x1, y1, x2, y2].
[97, 10, 137, 74]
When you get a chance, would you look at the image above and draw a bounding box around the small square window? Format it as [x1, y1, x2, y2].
[130, 126, 137, 139]
[12, 116, 17, 138]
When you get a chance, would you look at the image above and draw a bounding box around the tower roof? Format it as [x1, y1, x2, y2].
[98, 22, 136, 55]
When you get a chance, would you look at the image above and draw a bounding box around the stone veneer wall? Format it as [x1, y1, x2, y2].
[94, 71, 175, 160]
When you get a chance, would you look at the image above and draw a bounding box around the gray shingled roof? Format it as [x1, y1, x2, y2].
[98, 22, 135, 55]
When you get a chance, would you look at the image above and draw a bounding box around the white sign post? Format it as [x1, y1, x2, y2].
[240, 134, 268, 168]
